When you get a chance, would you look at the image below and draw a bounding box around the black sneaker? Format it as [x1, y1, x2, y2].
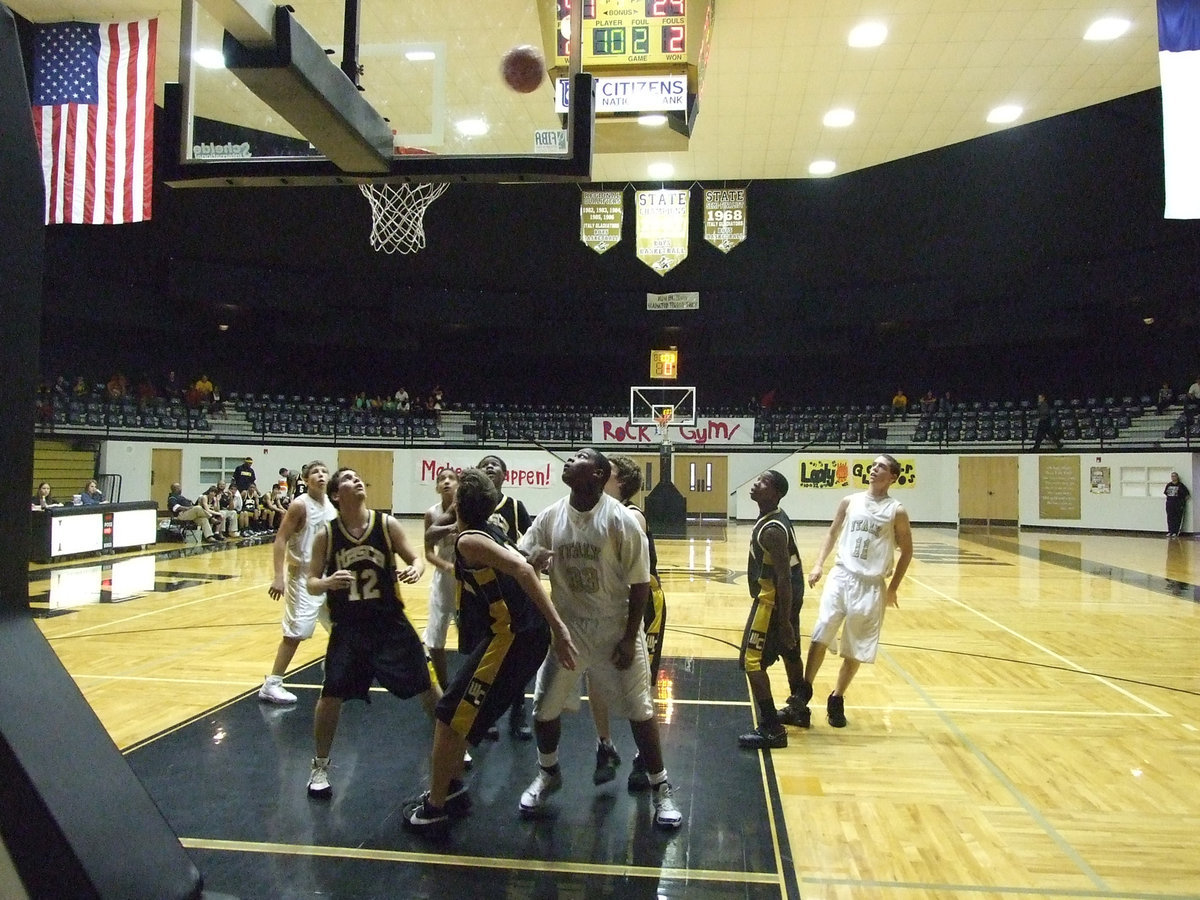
[509, 700, 533, 741]
[788, 679, 814, 708]
[403, 795, 449, 833]
[777, 704, 811, 728]
[737, 724, 788, 749]
[827, 692, 847, 728]
[593, 741, 621, 785]
[627, 753, 651, 791]
[444, 778, 472, 817]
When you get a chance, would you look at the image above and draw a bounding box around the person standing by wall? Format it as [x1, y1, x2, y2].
[1164, 472, 1190, 538]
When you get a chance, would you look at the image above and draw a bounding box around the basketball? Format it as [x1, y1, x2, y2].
[501, 44, 545, 94]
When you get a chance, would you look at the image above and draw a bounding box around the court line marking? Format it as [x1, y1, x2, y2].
[802, 875, 1200, 900]
[40, 582, 267, 640]
[178, 837, 781, 884]
[908, 575, 1170, 716]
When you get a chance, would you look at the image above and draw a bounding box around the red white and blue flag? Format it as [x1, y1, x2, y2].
[31, 19, 157, 225]
[1158, 0, 1200, 219]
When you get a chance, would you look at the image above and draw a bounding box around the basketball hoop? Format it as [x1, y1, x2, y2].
[359, 147, 448, 254]
[654, 409, 674, 444]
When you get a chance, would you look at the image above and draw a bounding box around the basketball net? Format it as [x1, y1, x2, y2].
[359, 181, 449, 254]
[654, 409, 674, 444]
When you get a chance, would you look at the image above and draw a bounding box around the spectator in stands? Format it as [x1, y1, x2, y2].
[193, 374, 214, 402]
[31, 482, 63, 510]
[1030, 394, 1064, 451]
[232, 456, 258, 493]
[1156, 382, 1174, 415]
[72, 376, 89, 398]
[167, 482, 220, 542]
[216, 481, 241, 538]
[919, 390, 938, 416]
[1186, 375, 1200, 426]
[162, 370, 182, 399]
[105, 372, 127, 401]
[891, 389, 908, 420]
[79, 479, 106, 505]
[394, 386, 410, 410]
[1164, 472, 1190, 538]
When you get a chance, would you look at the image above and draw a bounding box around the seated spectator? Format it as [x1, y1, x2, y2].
[193, 374, 214, 401]
[261, 484, 289, 531]
[239, 485, 267, 535]
[891, 388, 908, 420]
[79, 479, 106, 505]
[162, 370, 182, 399]
[72, 375, 89, 397]
[105, 372, 128, 401]
[394, 386, 410, 410]
[217, 481, 241, 538]
[31, 482, 63, 510]
[919, 390, 938, 416]
[1156, 382, 1173, 415]
[167, 482, 221, 542]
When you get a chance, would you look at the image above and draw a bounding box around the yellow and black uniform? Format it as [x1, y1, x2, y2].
[739, 508, 804, 674]
[435, 528, 550, 744]
[626, 501, 667, 683]
[488, 494, 532, 543]
[320, 511, 432, 703]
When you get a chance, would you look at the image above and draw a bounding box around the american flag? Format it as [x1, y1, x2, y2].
[1158, 0, 1200, 219]
[31, 19, 157, 225]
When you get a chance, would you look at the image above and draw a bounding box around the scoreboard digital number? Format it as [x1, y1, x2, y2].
[555, 0, 687, 67]
[650, 348, 679, 380]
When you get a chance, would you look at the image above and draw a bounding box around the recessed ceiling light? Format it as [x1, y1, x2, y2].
[193, 48, 224, 69]
[404, 50, 437, 62]
[638, 114, 668, 127]
[647, 162, 674, 178]
[848, 22, 887, 48]
[987, 104, 1023, 124]
[823, 108, 855, 128]
[455, 118, 489, 136]
[1084, 18, 1130, 41]
[1143, 316, 1155, 325]
[808, 160, 836, 176]
[217, 323, 230, 332]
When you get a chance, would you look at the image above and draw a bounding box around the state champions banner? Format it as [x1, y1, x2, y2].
[580, 190, 623, 254]
[703, 187, 747, 252]
[798, 458, 918, 489]
[635, 189, 689, 275]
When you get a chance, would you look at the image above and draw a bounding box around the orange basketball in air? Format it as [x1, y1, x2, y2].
[501, 44, 545, 94]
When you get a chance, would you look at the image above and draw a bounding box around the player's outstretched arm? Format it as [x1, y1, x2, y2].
[807, 496, 850, 588]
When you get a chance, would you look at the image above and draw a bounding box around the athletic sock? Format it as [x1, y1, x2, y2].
[536, 750, 559, 770]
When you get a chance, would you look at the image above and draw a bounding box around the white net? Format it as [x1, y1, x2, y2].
[359, 181, 449, 254]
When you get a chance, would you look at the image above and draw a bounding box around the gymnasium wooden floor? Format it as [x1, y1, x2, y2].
[28, 521, 1200, 900]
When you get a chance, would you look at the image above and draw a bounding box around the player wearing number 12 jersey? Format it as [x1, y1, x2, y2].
[303, 468, 439, 799]
[802, 454, 913, 729]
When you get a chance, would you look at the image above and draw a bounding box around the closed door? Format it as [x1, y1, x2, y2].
[337, 450, 394, 512]
[151, 448, 182, 511]
[959, 456, 1018, 526]
[672, 454, 728, 516]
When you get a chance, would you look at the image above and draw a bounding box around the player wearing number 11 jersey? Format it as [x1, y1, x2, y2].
[802, 454, 913, 730]
[303, 467, 439, 799]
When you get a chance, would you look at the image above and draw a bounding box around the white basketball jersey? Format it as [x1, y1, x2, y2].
[835, 492, 901, 578]
[287, 492, 337, 567]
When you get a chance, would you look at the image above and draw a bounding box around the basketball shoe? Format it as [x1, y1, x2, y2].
[519, 765, 562, 814]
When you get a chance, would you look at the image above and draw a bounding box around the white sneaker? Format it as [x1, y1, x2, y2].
[518, 766, 562, 814]
[258, 675, 297, 705]
[652, 781, 683, 829]
[307, 757, 331, 797]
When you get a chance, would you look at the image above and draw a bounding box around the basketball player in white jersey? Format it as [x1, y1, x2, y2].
[260, 460, 337, 704]
[802, 454, 913, 728]
[423, 466, 460, 691]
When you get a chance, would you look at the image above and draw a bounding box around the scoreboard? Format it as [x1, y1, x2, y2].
[543, 0, 711, 71]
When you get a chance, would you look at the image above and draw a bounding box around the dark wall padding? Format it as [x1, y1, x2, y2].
[0, 7, 203, 898]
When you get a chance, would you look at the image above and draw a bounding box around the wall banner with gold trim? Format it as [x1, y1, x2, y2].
[635, 189, 689, 275]
[580, 190, 623, 254]
[703, 187, 747, 253]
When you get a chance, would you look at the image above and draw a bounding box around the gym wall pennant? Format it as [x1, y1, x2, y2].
[635, 189, 689, 275]
[580, 190, 623, 254]
[703, 187, 747, 253]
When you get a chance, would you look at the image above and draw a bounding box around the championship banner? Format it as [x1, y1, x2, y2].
[703, 188, 747, 252]
[580, 190, 623, 254]
[635, 189, 689, 275]
[797, 458, 919, 488]
[1158, 0, 1200, 218]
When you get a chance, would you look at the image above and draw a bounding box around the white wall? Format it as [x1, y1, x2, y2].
[98, 441, 1195, 533]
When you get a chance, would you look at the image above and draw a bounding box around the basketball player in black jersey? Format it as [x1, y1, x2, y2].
[304, 467, 440, 798]
[589, 455, 668, 788]
[404, 469, 577, 833]
[479, 455, 536, 740]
